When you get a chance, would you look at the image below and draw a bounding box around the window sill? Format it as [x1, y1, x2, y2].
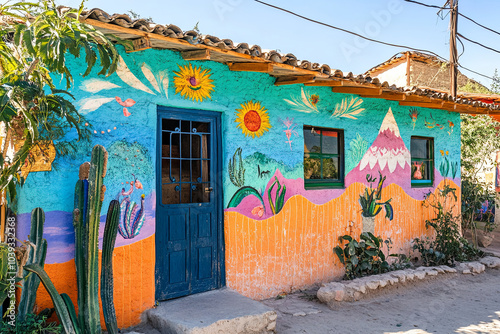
[411, 181, 434, 188]
[304, 183, 344, 190]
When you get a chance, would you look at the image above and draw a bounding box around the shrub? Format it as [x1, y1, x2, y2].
[414, 184, 482, 266]
[334, 232, 397, 280]
[0, 313, 61, 334]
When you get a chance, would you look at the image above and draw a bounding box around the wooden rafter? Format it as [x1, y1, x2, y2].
[331, 86, 382, 96]
[274, 75, 315, 86]
[228, 62, 273, 73]
[181, 49, 211, 61]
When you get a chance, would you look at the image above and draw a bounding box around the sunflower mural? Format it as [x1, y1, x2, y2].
[235, 101, 271, 138]
[173, 63, 214, 102]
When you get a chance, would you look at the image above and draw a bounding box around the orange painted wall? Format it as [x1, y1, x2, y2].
[224, 180, 460, 300]
[35, 235, 155, 329]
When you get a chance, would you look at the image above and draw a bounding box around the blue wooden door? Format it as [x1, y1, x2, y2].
[155, 107, 224, 301]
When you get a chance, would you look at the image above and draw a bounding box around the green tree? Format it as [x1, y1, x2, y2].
[491, 69, 500, 94]
[461, 114, 500, 239]
[0, 1, 118, 202]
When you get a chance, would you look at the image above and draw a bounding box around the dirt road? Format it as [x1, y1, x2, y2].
[262, 269, 500, 334]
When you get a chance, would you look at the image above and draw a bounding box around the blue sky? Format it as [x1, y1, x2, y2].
[59, 0, 500, 88]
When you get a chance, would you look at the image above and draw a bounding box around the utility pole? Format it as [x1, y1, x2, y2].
[449, 0, 458, 98]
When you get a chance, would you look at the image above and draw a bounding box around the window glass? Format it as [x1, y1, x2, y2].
[411, 137, 433, 186]
[303, 126, 344, 189]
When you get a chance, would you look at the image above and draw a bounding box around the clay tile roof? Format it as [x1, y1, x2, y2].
[72, 8, 500, 114]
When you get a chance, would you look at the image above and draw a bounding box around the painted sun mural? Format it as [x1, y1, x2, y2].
[235, 100, 271, 138]
[173, 63, 214, 102]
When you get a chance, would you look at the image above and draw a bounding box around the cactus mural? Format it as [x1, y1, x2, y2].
[359, 172, 394, 220]
[228, 147, 245, 187]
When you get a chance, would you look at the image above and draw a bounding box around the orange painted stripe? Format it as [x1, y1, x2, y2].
[225, 180, 459, 300]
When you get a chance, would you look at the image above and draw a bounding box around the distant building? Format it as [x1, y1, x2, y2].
[365, 51, 488, 92]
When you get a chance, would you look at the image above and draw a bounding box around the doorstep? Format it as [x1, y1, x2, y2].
[145, 288, 277, 334]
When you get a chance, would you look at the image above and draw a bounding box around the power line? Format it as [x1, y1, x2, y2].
[254, 0, 496, 83]
[458, 64, 495, 81]
[404, 0, 449, 10]
[253, 0, 448, 62]
[405, 0, 500, 37]
[459, 12, 500, 37]
[457, 33, 500, 55]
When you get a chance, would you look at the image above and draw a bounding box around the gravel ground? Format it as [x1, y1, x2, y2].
[261, 268, 500, 334]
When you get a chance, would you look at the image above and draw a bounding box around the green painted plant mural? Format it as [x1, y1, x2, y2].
[346, 134, 368, 172]
[228, 147, 245, 187]
[268, 177, 286, 215]
[359, 172, 393, 220]
[227, 186, 264, 209]
[438, 150, 458, 179]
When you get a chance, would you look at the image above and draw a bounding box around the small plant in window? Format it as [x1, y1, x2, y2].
[359, 172, 393, 220]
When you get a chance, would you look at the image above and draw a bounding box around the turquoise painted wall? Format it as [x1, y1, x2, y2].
[16, 46, 461, 263]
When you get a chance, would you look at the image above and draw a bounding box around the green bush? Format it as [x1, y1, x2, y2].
[414, 184, 482, 266]
[334, 232, 391, 280]
[0, 313, 61, 334]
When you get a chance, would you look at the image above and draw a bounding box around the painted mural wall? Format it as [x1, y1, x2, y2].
[16, 46, 461, 327]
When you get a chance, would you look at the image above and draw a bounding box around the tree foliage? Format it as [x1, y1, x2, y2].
[0, 1, 118, 202]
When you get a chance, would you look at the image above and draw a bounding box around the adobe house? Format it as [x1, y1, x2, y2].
[15, 9, 500, 329]
[364, 51, 488, 92]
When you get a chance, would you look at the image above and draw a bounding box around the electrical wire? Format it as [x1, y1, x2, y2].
[254, 0, 496, 82]
[253, 0, 448, 62]
[404, 0, 449, 10]
[405, 0, 500, 37]
[459, 13, 500, 37]
[457, 33, 500, 55]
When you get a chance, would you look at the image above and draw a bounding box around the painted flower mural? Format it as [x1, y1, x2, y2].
[235, 100, 271, 138]
[173, 63, 214, 102]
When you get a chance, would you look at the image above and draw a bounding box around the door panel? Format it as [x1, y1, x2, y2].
[155, 108, 222, 301]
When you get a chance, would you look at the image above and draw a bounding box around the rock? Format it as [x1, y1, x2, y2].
[439, 266, 456, 273]
[467, 262, 485, 274]
[424, 269, 438, 276]
[477, 230, 495, 248]
[403, 270, 415, 280]
[455, 263, 469, 273]
[479, 256, 500, 269]
[345, 282, 367, 294]
[462, 269, 471, 274]
[414, 271, 426, 280]
[293, 312, 306, 317]
[434, 267, 445, 274]
[317, 283, 346, 303]
[381, 273, 399, 285]
[364, 279, 380, 290]
[390, 271, 407, 283]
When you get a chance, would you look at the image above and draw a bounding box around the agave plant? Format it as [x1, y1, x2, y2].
[359, 172, 393, 220]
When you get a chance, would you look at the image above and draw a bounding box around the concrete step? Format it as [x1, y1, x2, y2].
[146, 288, 277, 334]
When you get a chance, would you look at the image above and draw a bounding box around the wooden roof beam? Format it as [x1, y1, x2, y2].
[304, 80, 342, 87]
[360, 92, 406, 101]
[274, 75, 316, 86]
[331, 86, 383, 96]
[181, 49, 211, 61]
[228, 62, 273, 73]
[398, 101, 445, 109]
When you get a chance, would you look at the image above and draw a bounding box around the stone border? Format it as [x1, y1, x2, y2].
[317, 256, 500, 307]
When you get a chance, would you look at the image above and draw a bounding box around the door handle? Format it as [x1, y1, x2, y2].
[204, 187, 213, 193]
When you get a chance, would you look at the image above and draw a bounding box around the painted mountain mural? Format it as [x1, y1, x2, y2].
[346, 107, 411, 190]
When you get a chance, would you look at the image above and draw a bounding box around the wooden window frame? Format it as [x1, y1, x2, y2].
[411, 136, 434, 188]
[303, 125, 344, 189]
